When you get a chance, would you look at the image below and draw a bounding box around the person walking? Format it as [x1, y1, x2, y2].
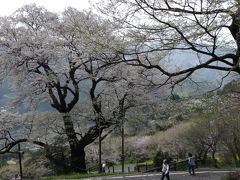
[102, 162, 106, 173]
[187, 153, 196, 175]
[161, 159, 170, 180]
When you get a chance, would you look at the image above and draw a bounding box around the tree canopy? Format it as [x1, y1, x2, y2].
[0, 4, 164, 173]
[99, 0, 240, 88]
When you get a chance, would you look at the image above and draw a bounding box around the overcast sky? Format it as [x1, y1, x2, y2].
[0, 0, 98, 16]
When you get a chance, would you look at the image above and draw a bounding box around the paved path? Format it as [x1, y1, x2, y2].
[87, 171, 233, 180]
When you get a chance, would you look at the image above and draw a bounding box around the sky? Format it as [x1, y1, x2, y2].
[0, 0, 99, 16]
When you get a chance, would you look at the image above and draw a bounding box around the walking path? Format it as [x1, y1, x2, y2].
[85, 170, 234, 180]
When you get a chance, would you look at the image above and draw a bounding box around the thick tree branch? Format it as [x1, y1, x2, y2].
[0, 139, 46, 154]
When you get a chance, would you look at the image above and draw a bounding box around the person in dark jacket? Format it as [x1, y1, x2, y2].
[187, 153, 196, 175]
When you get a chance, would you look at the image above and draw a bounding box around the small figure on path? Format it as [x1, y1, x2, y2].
[187, 153, 195, 175]
[102, 162, 106, 173]
[161, 159, 170, 180]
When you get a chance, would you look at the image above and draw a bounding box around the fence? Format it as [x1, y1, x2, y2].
[86, 159, 202, 174]
[134, 159, 202, 173]
[87, 164, 134, 173]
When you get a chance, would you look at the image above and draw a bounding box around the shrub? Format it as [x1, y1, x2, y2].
[153, 150, 172, 167]
[224, 172, 240, 180]
[124, 136, 151, 163]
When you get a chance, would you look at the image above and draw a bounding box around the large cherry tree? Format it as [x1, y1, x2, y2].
[0, 4, 125, 173]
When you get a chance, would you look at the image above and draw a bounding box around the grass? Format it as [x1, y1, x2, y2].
[41, 172, 141, 180]
[137, 160, 154, 165]
[124, 160, 153, 165]
[41, 172, 115, 180]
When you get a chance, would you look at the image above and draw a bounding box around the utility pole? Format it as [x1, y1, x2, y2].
[121, 117, 125, 173]
[18, 144, 23, 179]
[98, 116, 102, 173]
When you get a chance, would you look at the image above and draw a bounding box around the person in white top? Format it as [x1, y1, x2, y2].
[161, 159, 170, 180]
[102, 163, 106, 173]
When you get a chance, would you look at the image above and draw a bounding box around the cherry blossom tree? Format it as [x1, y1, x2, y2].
[0, 4, 161, 173]
[99, 0, 240, 87]
[0, 4, 126, 173]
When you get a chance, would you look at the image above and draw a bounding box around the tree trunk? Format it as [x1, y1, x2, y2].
[45, 145, 70, 173]
[62, 113, 78, 146]
[233, 133, 240, 167]
[233, 154, 239, 167]
[212, 150, 217, 168]
[227, 143, 239, 167]
[62, 113, 87, 173]
[70, 144, 87, 172]
[202, 149, 208, 165]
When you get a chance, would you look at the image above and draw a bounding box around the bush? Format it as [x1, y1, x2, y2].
[223, 172, 240, 180]
[153, 150, 172, 167]
[124, 136, 151, 163]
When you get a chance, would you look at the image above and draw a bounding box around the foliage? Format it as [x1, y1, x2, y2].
[0, 154, 15, 167]
[217, 80, 239, 95]
[150, 122, 190, 161]
[41, 172, 115, 180]
[153, 149, 172, 167]
[124, 136, 151, 163]
[0, 4, 155, 173]
[170, 94, 181, 101]
[1, 0, 240, 176]
[223, 172, 240, 180]
[99, 0, 240, 88]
